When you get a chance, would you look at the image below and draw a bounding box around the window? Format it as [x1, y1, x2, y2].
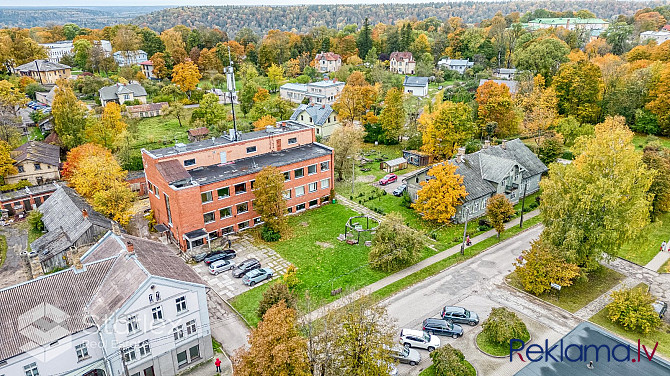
[18, 165, 24, 173]
[238, 221, 249, 230]
[234, 183, 246, 195]
[309, 199, 318, 207]
[208, 230, 218, 239]
[222, 226, 233, 234]
[201, 191, 213, 203]
[189, 345, 201, 360]
[173, 325, 184, 341]
[254, 217, 262, 226]
[154, 186, 159, 197]
[308, 182, 317, 192]
[283, 171, 291, 182]
[176, 296, 187, 313]
[34, 163, 41, 170]
[295, 186, 305, 197]
[308, 164, 317, 175]
[236, 202, 248, 214]
[127, 315, 138, 333]
[294, 168, 304, 179]
[246, 146, 257, 154]
[217, 186, 230, 198]
[250, 180, 255, 190]
[184, 158, 196, 167]
[288, 137, 297, 144]
[283, 189, 291, 200]
[220, 207, 232, 218]
[177, 350, 188, 367]
[287, 207, 293, 213]
[164, 193, 172, 224]
[138, 340, 151, 357]
[296, 203, 306, 211]
[321, 178, 330, 189]
[75, 343, 89, 361]
[320, 161, 330, 171]
[123, 346, 136, 362]
[186, 319, 197, 335]
[203, 211, 215, 223]
[152, 306, 163, 321]
[23, 363, 39, 376]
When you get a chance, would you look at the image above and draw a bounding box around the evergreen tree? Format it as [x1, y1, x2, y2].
[357, 18, 373, 59]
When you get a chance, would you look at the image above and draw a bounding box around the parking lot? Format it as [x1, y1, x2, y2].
[191, 234, 292, 299]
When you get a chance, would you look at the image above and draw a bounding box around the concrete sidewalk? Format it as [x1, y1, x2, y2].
[177, 352, 232, 376]
[307, 206, 540, 321]
[645, 250, 670, 272]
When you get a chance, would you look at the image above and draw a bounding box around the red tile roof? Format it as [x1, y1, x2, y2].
[188, 127, 210, 137]
[316, 52, 341, 61]
[390, 51, 414, 62]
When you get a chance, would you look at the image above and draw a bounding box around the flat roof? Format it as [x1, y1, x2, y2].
[188, 143, 332, 186]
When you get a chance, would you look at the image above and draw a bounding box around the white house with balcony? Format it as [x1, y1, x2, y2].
[0, 231, 213, 376]
[280, 79, 345, 105]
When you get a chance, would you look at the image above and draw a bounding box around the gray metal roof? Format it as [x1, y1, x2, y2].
[384, 157, 408, 167]
[290, 103, 334, 125]
[98, 83, 148, 101]
[280, 83, 307, 92]
[479, 79, 519, 94]
[12, 140, 60, 166]
[15, 59, 70, 72]
[0, 182, 59, 202]
[479, 153, 521, 184]
[404, 76, 430, 87]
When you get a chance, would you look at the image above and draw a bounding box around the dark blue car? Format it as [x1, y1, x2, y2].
[422, 318, 463, 339]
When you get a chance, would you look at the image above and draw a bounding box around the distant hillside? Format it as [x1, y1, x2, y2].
[132, 1, 670, 34]
[0, 6, 166, 29]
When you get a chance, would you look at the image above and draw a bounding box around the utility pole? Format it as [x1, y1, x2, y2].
[351, 159, 355, 194]
[519, 182, 528, 229]
[226, 46, 238, 141]
[460, 209, 469, 256]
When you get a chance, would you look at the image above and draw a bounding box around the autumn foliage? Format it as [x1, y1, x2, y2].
[412, 163, 468, 224]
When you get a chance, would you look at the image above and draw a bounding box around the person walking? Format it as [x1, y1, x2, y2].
[662, 241, 667, 253]
[215, 358, 221, 373]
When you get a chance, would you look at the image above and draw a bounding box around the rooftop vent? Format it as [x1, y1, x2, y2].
[174, 143, 187, 152]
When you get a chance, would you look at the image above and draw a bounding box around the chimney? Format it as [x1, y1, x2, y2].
[81, 209, 88, 219]
[456, 147, 466, 163]
[126, 241, 134, 254]
[501, 140, 507, 150]
[484, 140, 490, 149]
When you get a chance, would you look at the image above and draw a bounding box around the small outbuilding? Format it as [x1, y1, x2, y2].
[380, 157, 408, 173]
[188, 127, 210, 142]
[403, 150, 433, 166]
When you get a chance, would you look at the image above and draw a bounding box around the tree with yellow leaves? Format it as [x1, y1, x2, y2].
[412, 163, 468, 224]
[92, 180, 136, 225]
[253, 87, 270, 104]
[333, 72, 379, 122]
[253, 114, 277, 131]
[85, 102, 128, 150]
[485, 194, 516, 239]
[171, 60, 202, 98]
[150, 52, 169, 79]
[419, 100, 477, 159]
[267, 63, 285, 93]
[552, 59, 603, 124]
[0, 140, 17, 181]
[52, 79, 89, 149]
[516, 75, 558, 145]
[476, 80, 520, 137]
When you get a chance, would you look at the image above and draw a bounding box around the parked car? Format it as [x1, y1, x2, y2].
[400, 329, 441, 352]
[441, 306, 479, 326]
[653, 300, 668, 318]
[209, 259, 236, 275]
[379, 173, 398, 186]
[202, 249, 237, 264]
[392, 183, 407, 197]
[389, 344, 421, 366]
[422, 318, 463, 339]
[242, 268, 273, 286]
[232, 258, 261, 278]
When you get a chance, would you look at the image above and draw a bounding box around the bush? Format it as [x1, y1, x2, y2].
[27, 211, 44, 232]
[513, 239, 580, 295]
[481, 307, 529, 345]
[607, 285, 661, 334]
[430, 344, 473, 376]
[256, 282, 297, 319]
[0, 180, 31, 192]
[561, 150, 574, 160]
[282, 264, 299, 289]
[261, 224, 281, 242]
[369, 213, 423, 272]
[401, 192, 413, 208]
[477, 225, 491, 232]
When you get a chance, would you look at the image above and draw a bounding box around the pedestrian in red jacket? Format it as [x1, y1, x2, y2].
[215, 358, 221, 373]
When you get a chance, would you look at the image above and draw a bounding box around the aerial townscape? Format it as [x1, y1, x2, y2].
[2, 1, 670, 375]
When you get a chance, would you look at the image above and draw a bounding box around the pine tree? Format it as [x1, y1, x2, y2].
[357, 18, 373, 59]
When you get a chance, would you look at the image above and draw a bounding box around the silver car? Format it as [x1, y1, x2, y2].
[390, 344, 421, 366]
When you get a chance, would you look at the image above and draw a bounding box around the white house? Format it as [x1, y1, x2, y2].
[140, 60, 157, 79]
[315, 52, 342, 73]
[493, 68, 517, 80]
[437, 58, 474, 74]
[0, 232, 213, 376]
[40, 40, 112, 63]
[390, 52, 416, 75]
[289, 103, 340, 138]
[280, 79, 345, 105]
[640, 30, 670, 44]
[403, 76, 429, 97]
[114, 50, 148, 67]
[99, 83, 148, 106]
[526, 18, 609, 31]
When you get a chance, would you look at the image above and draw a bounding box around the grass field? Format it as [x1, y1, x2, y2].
[618, 212, 670, 266]
[476, 330, 529, 357]
[632, 134, 670, 150]
[507, 266, 624, 313]
[0, 235, 6, 269]
[419, 361, 476, 376]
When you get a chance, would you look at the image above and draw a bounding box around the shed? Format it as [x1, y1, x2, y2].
[403, 150, 432, 166]
[380, 157, 408, 173]
[188, 127, 210, 142]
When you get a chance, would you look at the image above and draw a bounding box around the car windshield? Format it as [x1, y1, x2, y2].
[401, 347, 410, 356]
[423, 332, 431, 341]
[464, 310, 470, 317]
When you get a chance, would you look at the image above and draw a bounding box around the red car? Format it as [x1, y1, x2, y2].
[379, 173, 398, 186]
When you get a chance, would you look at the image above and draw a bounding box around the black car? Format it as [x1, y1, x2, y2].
[232, 258, 261, 278]
[202, 249, 237, 264]
[441, 306, 479, 326]
[422, 318, 463, 339]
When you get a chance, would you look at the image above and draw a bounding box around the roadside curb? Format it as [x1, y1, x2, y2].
[474, 328, 533, 360]
[209, 288, 251, 328]
[501, 278, 578, 319]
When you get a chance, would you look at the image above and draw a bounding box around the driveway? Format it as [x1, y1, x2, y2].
[0, 226, 30, 289]
[190, 234, 292, 299]
[377, 170, 417, 195]
[382, 225, 582, 375]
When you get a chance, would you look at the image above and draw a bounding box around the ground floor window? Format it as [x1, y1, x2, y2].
[189, 345, 201, 361]
[253, 217, 262, 226]
[208, 231, 218, 239]
[222, 226, 233, 235]
[177, 350, 188, 367]
[320, 196, 330, 204]
[296, 203, 306, 211]
[309, 199, 318, 207]
[238, 221, 249, 230]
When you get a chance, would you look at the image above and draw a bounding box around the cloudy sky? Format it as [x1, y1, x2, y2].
[2, 0, 450, 5]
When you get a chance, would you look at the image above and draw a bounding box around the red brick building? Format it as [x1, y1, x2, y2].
[142, 121, 334, 251]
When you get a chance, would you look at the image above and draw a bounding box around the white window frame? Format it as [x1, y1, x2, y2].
[296, 203, 306, 212]
[217, 186, 230, 199]
[203, 211, 215, 224]
[308, 164, 317, 175]
[127, 315, 139, 333]
[246, 145, 257, 154]
[201, 191, 213, 204]
[295, 185, 305, 197]
[308, 182, 317, 193]
[283, 189, 292, 199]
[138, 340, 151, 357]
[321, 178, 330, 189]
[320, 160, 330, 171]
[186, 319, 197, 335]
[288, 137, 297, 145]
[294, 167, 305, 179]
[176, 296, 187, 313]
[173, 325, 185, 342]
[220, 206, 232, 219]
[152, 306, 164, 322]
[75, 343, 89, 361]
[236, 202, 249, 214]
[23, 362, 39, 376]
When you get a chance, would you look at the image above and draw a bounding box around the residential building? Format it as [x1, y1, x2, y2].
[40, 40, 112, 63]
[113, 50, 149, 67]
[6, 141, 60, 186]
[279, 80, 344, 105]
[493, 68, 517, 80]
[403, 76, 429, 97]
[188, 127, 210, 142]
[126, 102, 167, 118]
[526, 17, 609, 30]
[142, 120, 334, 251]
[437, 58, 474, 74]
[99, 83, 148, 106]
[140, 60, 157, 79]
[640, 30, 670, 44]
[478, 79, 519, 95]
[389, 52, 416, 74]
[289, 103, 340, 138]
[403, 139, 547, 223]
[0, 231, 212, 376]
[35, 85, 57, 106]
[14, 60, 71, 85]
[0, 182, 59, 218]
[31, 186, 114, 272]
[315, 52, 342, 73]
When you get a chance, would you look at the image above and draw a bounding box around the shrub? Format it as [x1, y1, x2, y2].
[0, 180, 31, 192]
[561, 150, 574, 160]
[513, 239, 580, 295]
[261, 224, 281, 242]
[282, 264, 299, 289]
[256, 282, 297, 319]
[607, 286, 661, 334]
[401, 192, 412, 208]
[27, 211, 44, 232]
[430, 344, 472, 376]
[369, 213, 423, 272]
[481, 307, 529, 345]
[477, 225, 490, 232]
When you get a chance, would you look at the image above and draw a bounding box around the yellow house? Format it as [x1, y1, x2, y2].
[14, 60, 71, 85]
[6, 141, 61, 186]
[289, 103, 340, 138]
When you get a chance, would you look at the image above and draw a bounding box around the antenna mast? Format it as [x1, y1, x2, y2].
[226, 46, 238, 141]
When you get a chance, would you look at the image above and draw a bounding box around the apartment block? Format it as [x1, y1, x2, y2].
[142, 121, 335, 251]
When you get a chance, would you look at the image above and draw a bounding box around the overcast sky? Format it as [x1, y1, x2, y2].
[1, 0, 454, 6]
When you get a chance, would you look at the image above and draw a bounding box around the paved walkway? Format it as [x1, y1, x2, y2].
[177, 352, 233, 376]
[646, 250, 670, 272]
[307, 206, 540, 321]
[573, 276, 637, 320]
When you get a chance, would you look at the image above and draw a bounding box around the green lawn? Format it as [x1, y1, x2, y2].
[618, 212, 670, 266]
[131, 109, 193, 153]
[658, 257, 670, 273]
[0, 235, 7, 268]
[632, 133, 670, 150]
[419, 361, 475, 376]
[507, 266, 625, 313]
[590, 283, 670, 358]
[476, 330, 529, 357]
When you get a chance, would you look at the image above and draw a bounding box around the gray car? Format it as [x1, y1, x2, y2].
[390, 344, 421, 366]
[441, 306, 479, 326]
[242, 268, 273, 286]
